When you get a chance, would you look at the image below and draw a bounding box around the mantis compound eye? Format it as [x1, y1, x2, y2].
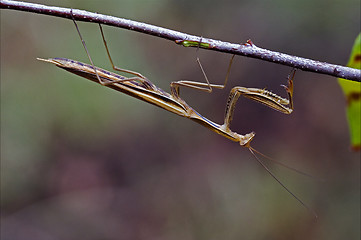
[239, 132, 256, 147]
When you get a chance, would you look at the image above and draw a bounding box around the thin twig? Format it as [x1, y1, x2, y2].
[1, 0, 360, 82]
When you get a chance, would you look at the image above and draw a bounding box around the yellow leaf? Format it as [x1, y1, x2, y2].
[338, 33, 361, 151]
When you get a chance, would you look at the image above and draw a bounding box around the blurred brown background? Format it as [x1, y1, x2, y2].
[1, 0, 360, 239]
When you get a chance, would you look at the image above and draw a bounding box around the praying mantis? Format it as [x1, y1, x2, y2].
[37, 12, 316, 218]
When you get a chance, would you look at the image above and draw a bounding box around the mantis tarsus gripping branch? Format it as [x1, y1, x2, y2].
[37, 11, 317, 218]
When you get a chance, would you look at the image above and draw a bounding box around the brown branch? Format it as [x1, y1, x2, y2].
[1, 0, 360, 82]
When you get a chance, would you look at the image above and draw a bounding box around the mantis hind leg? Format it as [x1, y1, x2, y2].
[70, 9, 105, 85]
[98, 24, 148, 80]
[71, 12, 153, 87]
[70, 10, 147, 86]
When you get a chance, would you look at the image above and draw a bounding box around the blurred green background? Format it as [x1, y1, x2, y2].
[1, 0, 360, 239]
